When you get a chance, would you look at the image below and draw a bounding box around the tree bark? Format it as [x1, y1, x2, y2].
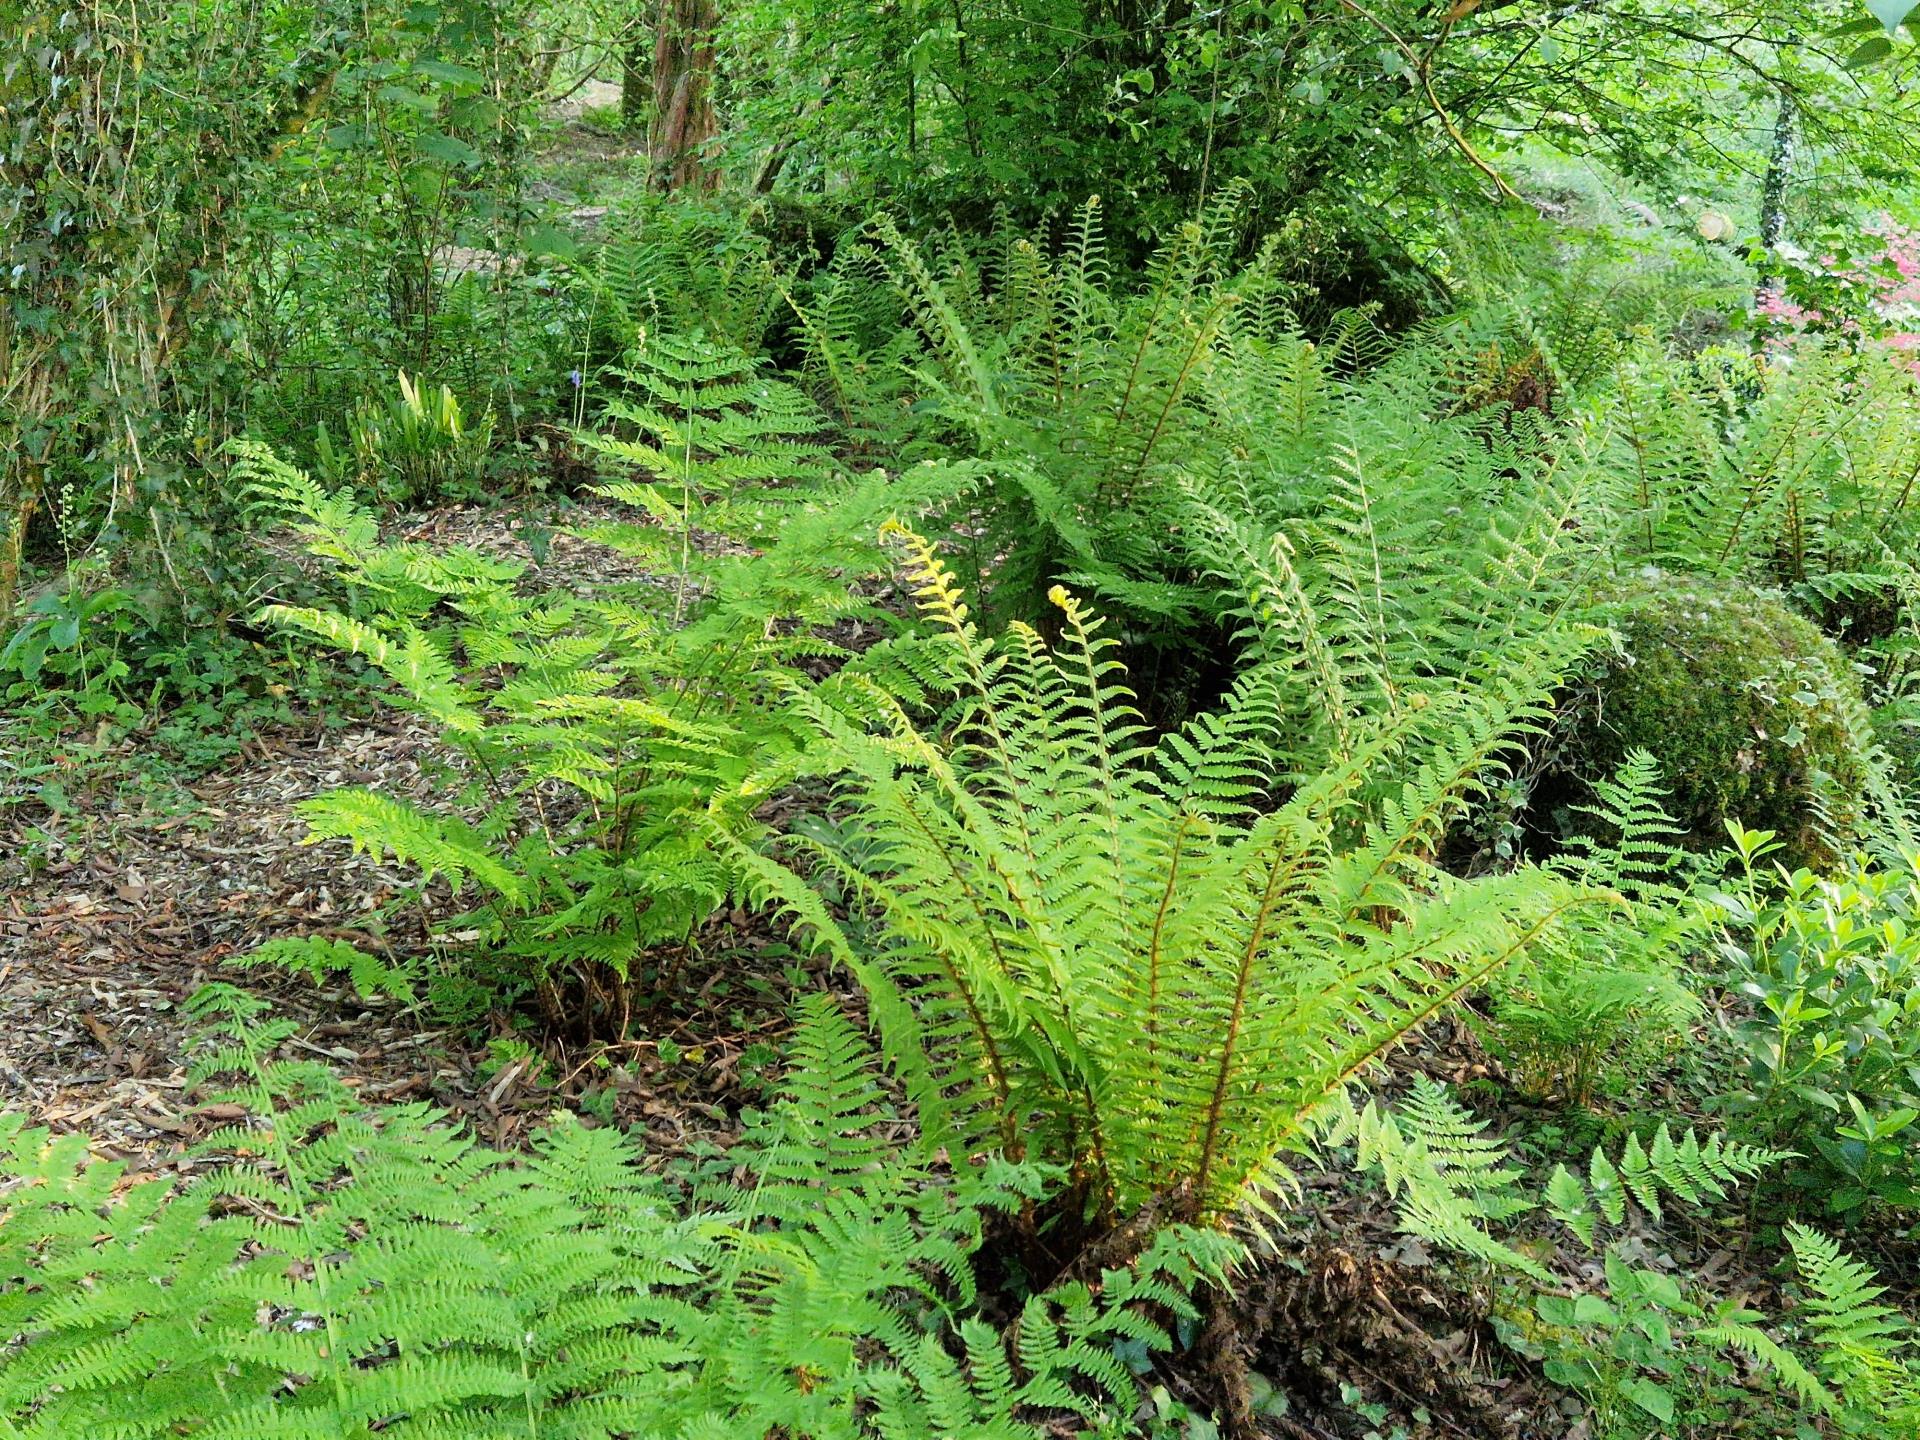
[650, 0, 719, 191]
[1756, 85, 1795, 311]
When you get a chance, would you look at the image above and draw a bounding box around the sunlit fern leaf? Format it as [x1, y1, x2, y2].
[746, 529, 1596, 1222]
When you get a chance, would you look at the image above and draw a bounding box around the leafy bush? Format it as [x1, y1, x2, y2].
[326, 369, 496, 506]
[0, 986, 1232, 1438]
[1709, 827, 1920, 1216]
[1563, 571, 1872, 870]
[0, 585, 140, 725]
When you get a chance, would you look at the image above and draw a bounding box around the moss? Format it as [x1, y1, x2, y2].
[1569, 570, 1869, 870]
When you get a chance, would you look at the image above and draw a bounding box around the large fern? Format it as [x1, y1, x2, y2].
[246, 410, 960, 1026]
[741, 529, 1595, 1225]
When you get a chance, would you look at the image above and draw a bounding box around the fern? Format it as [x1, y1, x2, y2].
[0, 990, 1231, 1439]
[249, 415, 954, 1024]
[803, 198, 1281, 640]
[1483, 750, 1704, 1105]
[1332, 1079, 1546, 1278]
[1341, 1078, 1877, 1427]
[1785, 1222, 1917, 1416]
[234, 934, 414, 1002]
[742, 530, 1596, 1224]
[1545, 1126, 1787, 1237]
[1344, 1078, 1788, 1256]
[1180, 340, 1607, 778]
[586, 196, 786, 356]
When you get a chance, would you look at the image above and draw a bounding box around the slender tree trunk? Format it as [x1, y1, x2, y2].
[1756, 86, 1795, 311]
[0, 329, 51, 629]
[0, 466, 45, 633]
[650, 0, 718, 191]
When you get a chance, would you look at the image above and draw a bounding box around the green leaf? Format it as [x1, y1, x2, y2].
[1847, 34, 1895, 67]
[1636, 1271, 1687, 1310]
[522, 224, 579, 261]
[1545, 1163, 1595, 1248]
[416, 131, 483, 167]
[1622, 1378, 1676, 1424]
[1, 624, 50, 680]
[1827, 13, 1891, 35]
[1571, 1294, 1617, 1326]
[378, 84, 439, 115]
[413, 59, 485, 89]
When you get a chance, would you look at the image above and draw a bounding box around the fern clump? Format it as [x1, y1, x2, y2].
[238, 367, 959, 1029]
[741, 528, 1595, 1227]
[0, 986, 724, 1440]
[1564, 570, 1870, 870]
[585, 195, 786, 357]
[1484, 750, 1703, 1106]
[811, 193, 1291, 643]
[0, 987, 1229, 1439]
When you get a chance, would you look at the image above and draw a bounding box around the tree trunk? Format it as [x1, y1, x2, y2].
[650, 0, 718, 191]
[1756, 86, 1795, 312]
[0, 468, 44, 634]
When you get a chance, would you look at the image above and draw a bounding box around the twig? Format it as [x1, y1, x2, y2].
[1335, 0, 1519, 202]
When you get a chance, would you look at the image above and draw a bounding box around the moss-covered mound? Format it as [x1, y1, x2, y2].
[1568, 571, 1870, 870]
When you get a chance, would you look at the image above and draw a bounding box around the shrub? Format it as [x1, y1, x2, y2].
[1709, 827, 1920, 1217]
[1564, 570, 1870, 870]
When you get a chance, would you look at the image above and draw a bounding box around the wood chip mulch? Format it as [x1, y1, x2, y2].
[0, 496, 795, 1179]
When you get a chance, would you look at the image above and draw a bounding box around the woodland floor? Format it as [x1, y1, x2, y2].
[0, 493, 1791, 1439]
